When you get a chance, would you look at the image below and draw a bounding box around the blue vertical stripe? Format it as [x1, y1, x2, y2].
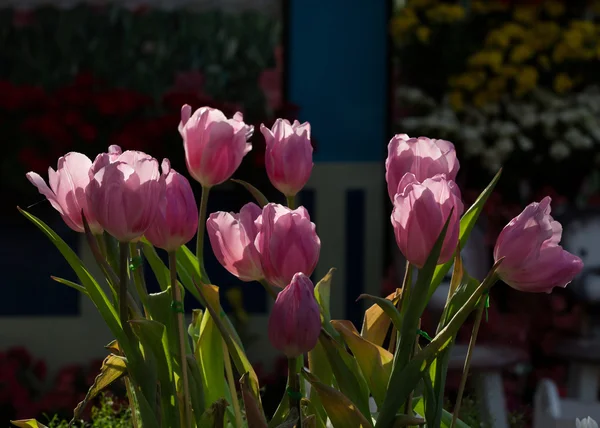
[345, 189, 365, 328]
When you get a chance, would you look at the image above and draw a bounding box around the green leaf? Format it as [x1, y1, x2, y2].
[130, 319, 179, 428]
[10, 420, 48, 428]
[302, 369, 373, 428]
[146, 288, 184, 359]
[314, 268, 340, 339]
[240, 372, 268, 428]
[413, 397, 470, 428]
[186, 355, 207, 427]
[318, 330, 371, 420]
[140, 240, 170, 291]
[188, 309, 203, 354]
[331, 320, 392, 408]
[360, 289, 402, 347]
[231, 178, 269, 207]
[71, 354, 127, 423]
[307, 340, 332, 426]
[198, 398, 229, 428]
[356, 294, 402, 335]
[50, 276, 87, 295]
[428, 169, 501, 300]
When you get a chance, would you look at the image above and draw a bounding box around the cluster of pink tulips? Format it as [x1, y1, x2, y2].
[17, 103, 583, 428]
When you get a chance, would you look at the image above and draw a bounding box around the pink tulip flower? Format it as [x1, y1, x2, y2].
[145, 159, 198, 252]
[179, 105, 253, 188]
[260, 119, 313, 197]
[207, 202, 264, 282]
[268, 272, 321, 358]
[26, 152, 103, 234]
[494, 197, 583, 293]
[86, 151, 165, 243]
[391, 173, 464, 268]
[386, 134, 460, 201]
[255, 203, 320, 288]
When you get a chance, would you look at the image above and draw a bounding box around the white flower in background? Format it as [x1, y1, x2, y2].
[517, 135, 534, 151]
[539, 112, 558, 128]
[559, 109, 581, 123]
[400, 117, 424, 131]
[565, 127, 593, 149]
[576, 417, 598, 428]
[495, 137, 514, 155]
[550, 141, 571, 160]
[481, 102, 500, 116]
[482, 147, 504, 172]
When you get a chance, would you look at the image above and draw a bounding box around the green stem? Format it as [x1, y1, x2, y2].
[288, 356, 302, 427]
[451, 297, 486, 428]
[223, 339, 243, 428]
[389, 261, 412, 353]
[286, 195, 295, 209]
[130, 242, 149, 308]
[196, 186, 211, 281]
[169, 251, 192, 428]
[119, 242, 133, 340]
[259, 278, 279, 300]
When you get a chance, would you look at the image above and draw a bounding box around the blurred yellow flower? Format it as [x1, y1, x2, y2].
[426, 4, 465, 23]
[554, 72, 573, 94]
[510, 44, 534, 63]
[503, 22, 527, 39]
[472, 0, 508, 14]
[409, 0, 435, 9]
[498, 65, 519, 78]
[487, 76, 507, 94]
[544, 0, 565, 18]
[485, 29, 510, 49]
[449, 91, 464, 111]
[468, 50, 504, 72]
[390, 9, 419, 41]
[570, 21, 596, 38]
[530, 21, 561, 50]
[515, 66, 538, 96]
[538, 55, 551, 70]
[450, 71, 486, 91]
[473, 91, 490, 108]
[416, 26, 431, 43]
[564, 28, 584, 49]
[513, 6, 538, 24]
[552, 42, 570, 63]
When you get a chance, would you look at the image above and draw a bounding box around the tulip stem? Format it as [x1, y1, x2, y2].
[286, 195, 295, 209]
[259, 278, 279, 300]
[119, 242, 133, 341]
[130, 242, 149, 309]
[223, 339, 243, 428]
[451, 295, 486, 428]
[196, 185, 211, 281]
[287, 356, 302, 427]
[169, 251, 192, 428]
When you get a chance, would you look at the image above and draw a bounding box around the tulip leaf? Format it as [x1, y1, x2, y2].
[302, 368, 373, 428]
[356, 294, 402, 335]
[104, 340, 121, 355]
[70, 354, 127, 424]
[130, 319, 179, 428]
[318, 330, 371, 420]
[314, 268, 339, 339]
[140, 240, 170, 291]
[231, 178, 270, 207]
[331, 320, 393, 408]
[198, 398, 229, 428]
[302, 414, 318, 428]
[50, 276, 88, 295]
[393, 414, 426, 426]
[10, 420, 48, 428]
[186, 355, 207, 426]
[413, 397, 470, 428]
[301, 398, 327, 428]
[360, 289, 402, 347]
[240, 372, 268, 428]
[428, 168, 502, 300]
[307, 340, 332, 425]
[188, 309, 204, 353]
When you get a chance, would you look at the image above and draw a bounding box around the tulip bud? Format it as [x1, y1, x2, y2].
[145, 159, 198, 252]
[207, 202, 264, 282]
[260, 119, 313, 197]
[386, 134, 459, 201]
[26, 152, 103, 234]
[268, 273, 321, 358]
[179, 105, 253, 188]
[86, 150, 165, 242]
[391, 173, 463, 268]
[494, 197, 583, 293]
[255, 203, 320, 288]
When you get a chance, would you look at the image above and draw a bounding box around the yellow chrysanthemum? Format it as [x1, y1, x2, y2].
[426, 4, 465, 23]
[554, 73, 573, 94]
[416, 26, 431, 44]
[552, 42, 570, 64]
[564, 28, 584, 49]
[510, 44, 535, 64]
[485, 29, 510, 49]
[529, 21, 561, 50]
[513, 6, 538, 24]
[449, 91, 464, 111]
[390, 9, 419, 41]
[515, 66, 539, 96]
[503, 22, 527, 40]
[468, 50, 504, 72]
[570, 20, 596, 38]
[544, 0, 565, 18]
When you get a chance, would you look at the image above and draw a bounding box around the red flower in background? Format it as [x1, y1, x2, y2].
[94, 88, 152, 116]
[0, 81, 48, 111]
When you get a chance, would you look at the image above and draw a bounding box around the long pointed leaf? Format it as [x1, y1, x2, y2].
[231, 179, 269, 207]
[360, 289, 402, 347]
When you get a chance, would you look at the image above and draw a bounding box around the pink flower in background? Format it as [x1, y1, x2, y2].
[259, 45, 284, 112]
[261, 119, 313, 197]
[179, 105, 253, 187]
[26, 152, 103, 234]
[386, 134, 460, 201]
[391, 173, 464, 268]
[255, 203, 320, 288]
[207, 202, 264, 282]
[86, 149, 164, 242]
[494, 197, 584, 293]
[268, 272, 321, 358]
[145, 159, 198, 252]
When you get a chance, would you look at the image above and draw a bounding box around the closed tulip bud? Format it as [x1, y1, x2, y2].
[207, 202, 264, 282]
[494, 197, 583, 293]
[179, 104, 253, 188]
[255, 203, 320, 288]
[268, 272, 321, 358]
[26, 152, 103, 234]
[145, 159, 198, 252]
[386, 134, 460, 201]
[86, 150, 165, 243]
[260, 119, 313, 197]
[391, 173, 463, 268]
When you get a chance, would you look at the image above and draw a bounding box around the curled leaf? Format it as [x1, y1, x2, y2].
[231, 179, 269, 207]
[11, 421, 49, 428]
[360, 289, 401, 347]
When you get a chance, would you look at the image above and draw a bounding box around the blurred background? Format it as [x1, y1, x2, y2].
[2, 0, 600, 426]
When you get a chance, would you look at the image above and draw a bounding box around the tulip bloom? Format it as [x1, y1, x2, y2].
[255, 203, 321, 288]
[179, 105, 253, 188]
[386, 134, 460, 201]
[391, 173, 463, 268]
[145, 159, 198, 252]
[207, 202, 264, 282]
[26, 152, 103, 234]
[494, 197, 583, 293]
[260, 119, 313, 197]
[268, 273, 321, 358]
[86, 151, 165, 242]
